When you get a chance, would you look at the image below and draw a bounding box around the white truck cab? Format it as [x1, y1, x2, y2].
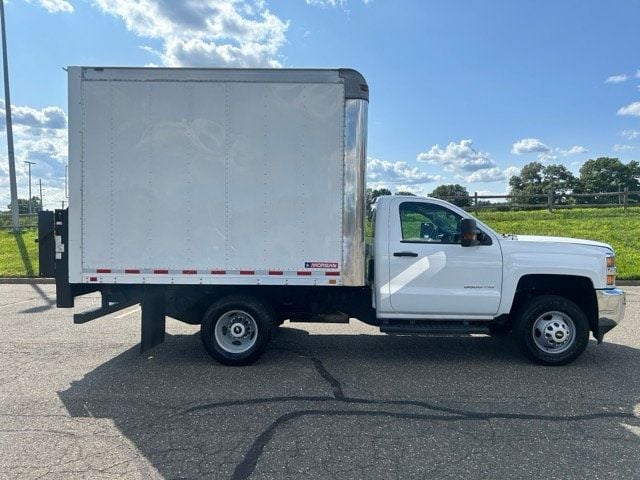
[370, 195, 625, 365]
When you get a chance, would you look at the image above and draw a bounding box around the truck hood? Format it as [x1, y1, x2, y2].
[502, 234, 612, 251]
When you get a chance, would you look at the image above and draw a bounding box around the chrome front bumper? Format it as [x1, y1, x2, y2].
[595, 288, 626, 342]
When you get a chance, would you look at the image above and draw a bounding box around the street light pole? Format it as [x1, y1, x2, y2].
[39, 178, 42, 210]
[0, 0, 19, 232]
[25, 160, 35, 214]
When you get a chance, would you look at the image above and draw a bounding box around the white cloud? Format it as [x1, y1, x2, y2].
[304, 0, 370, 6]
[621, 130, 640, 140]
[605, 74, 629, 84]
[512, 139, 587, 161]
[503, 165, 521, 180]
[305, 0, 344, 6]
[0, 102, 68, 210]
[92, 0, 288, 67]
[559, 145, 588, 156]
[537, 151, 558, 163]
[636, 69, 640, 79]
[613, 144, 636, 152]
[367, 158, 440, 186]
[617, 102, 640, 117]
[0, 100, 67, 130]
[417, 139, 496, 172]
[511, 137, 550, 155]
[464, 167, 506, 183]
[26, 0, 74, 13]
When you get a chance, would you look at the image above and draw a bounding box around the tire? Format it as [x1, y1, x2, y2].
[200, 295, 274, 366]
[513, 295, 589, 366]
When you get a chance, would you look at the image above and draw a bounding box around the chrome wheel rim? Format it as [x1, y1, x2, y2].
[214, 310, 258, 354]
[532, 310, 575, 354]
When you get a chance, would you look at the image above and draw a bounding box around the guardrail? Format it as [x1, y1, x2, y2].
[434, 188, 640, 213]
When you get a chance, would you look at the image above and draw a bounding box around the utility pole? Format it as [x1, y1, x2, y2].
[0, 0, 19, 232]
[39, 178, 42, 211]
[25, 160, 35, 214]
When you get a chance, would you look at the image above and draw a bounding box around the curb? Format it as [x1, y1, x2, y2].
[0, 278, 55, 284]
[617, 280, 640, 286]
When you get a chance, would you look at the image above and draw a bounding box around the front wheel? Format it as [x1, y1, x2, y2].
[513, 295, 589, 366]
[201, 296, 274, 366]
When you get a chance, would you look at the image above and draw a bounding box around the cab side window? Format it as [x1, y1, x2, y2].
[399, 202, 463, 244]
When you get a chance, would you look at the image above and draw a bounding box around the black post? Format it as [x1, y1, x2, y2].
[141, 286, 166, 353]
[37, 210, 55, 277]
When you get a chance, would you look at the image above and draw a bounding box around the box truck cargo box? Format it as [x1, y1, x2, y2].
[66, 67, 368, 287]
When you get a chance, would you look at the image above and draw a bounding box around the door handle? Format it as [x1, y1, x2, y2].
[393, 251, 419, 257]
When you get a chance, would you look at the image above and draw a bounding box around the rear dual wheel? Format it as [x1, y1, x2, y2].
[201, 296, 274, 366]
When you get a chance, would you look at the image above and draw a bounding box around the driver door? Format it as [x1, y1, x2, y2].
[387, 198, 502, 316]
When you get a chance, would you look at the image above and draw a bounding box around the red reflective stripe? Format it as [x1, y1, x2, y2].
[89, 276, 97, 282]
[96, 268, 111, 273]
[182, 269, 197, 274]
[125, 269, 140, 274]
[211, 270, 226, 275]
[154, 269, 169, 274]
[297, 271, 312, 276]
[268, 270, 283, 275]
[240, 270, 254, 275]
[325, 271, 340, 276]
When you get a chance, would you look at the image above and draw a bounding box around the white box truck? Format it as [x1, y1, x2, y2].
[55, 67, 625, 366]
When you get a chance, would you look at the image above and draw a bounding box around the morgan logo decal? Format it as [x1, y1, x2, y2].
[305, 262, 339, 269]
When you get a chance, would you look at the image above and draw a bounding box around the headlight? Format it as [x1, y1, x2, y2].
[606, 254, 617, 286]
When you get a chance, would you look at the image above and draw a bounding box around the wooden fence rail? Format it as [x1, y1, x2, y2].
[434, 188, 640, 213]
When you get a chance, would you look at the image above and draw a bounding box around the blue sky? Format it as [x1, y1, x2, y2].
[1, 0, 640, 208]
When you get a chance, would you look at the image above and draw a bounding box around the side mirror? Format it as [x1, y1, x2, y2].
[460, 218, 479, 247]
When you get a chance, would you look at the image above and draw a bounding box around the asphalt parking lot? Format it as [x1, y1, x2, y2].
[1, 284, 639, 479]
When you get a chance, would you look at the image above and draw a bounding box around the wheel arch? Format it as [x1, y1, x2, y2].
[508, 274, 598, 335]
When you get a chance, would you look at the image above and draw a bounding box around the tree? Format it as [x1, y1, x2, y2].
[575, 157, 640, 203]
[430, 184, 470, 207]
[7, 197, 42, 214]
[509, 162, 577, 205]
[395, 191, 416, 196]
[366, 188, 392, 218]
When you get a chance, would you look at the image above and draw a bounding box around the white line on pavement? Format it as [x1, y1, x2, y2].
[0, 298, 39, 309]
[114, 306, 141, 319]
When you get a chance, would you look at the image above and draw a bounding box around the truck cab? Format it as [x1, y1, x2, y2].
[370, 195, 626, 365]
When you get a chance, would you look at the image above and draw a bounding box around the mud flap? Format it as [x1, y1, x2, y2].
[141, 287, 166, 353]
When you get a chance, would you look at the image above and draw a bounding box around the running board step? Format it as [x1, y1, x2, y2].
[380, 320, 490, 335]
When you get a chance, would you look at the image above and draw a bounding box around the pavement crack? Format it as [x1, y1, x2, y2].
[271, 347, 345, 399]
[182, 394, 635, 422]
[230, 409, 472, 480]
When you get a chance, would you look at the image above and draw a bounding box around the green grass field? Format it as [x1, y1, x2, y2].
[1, 207, 638, 279]
[0, 229, 39, 277]
[476, 207, 640, 280]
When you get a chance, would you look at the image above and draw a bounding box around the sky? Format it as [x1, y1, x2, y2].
[1, 0, 640, 209]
